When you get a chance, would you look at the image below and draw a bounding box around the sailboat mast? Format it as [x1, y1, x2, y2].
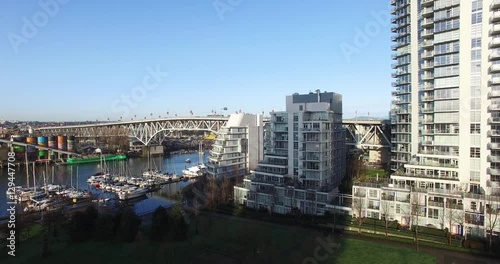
[70, 166, 73, 188]
[25, 150, 29, 188]
[33, 162, 36, 192]
[43, 171, 47, 195]
[148, 145, 151, 171]
[76, 166, 79, 190]
[198, 141, 203, 165]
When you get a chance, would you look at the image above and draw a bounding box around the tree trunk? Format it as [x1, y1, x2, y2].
[490, 232, 493, 253]
[415, 227, 419, 251]
[385, 223, 388, 237]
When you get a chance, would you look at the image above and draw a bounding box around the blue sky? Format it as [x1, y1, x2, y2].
[0, 0, 393, 121]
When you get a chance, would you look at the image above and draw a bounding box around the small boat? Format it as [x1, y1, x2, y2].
[118, 187, 148, 200]
[182, 164, 207, 179]
[185, 159, 191, 163]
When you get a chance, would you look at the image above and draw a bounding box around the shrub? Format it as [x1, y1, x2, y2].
[115, 208, 142, 243]
[94, 214, 117, 242]
[150, 206, 170, 242]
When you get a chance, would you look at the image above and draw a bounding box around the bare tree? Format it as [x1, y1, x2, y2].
[380, 201, 392, 237]
[220, 176, 232, 204]
[485, 196, 499, 253]
[352, 196, 365, 234]
[206, 176, 219, 226]
[444, 200, 464, 245]
[410, 191, 424, 251]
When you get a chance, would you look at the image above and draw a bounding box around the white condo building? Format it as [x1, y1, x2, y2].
[234, 90, 345, 215]
[353, 0, 500, 239]
[206, 113, 264, 179]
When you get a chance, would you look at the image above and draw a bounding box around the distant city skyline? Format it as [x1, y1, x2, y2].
[0, 0, 392, 122]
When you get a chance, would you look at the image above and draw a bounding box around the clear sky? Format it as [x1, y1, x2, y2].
[0, 0, 393, 122]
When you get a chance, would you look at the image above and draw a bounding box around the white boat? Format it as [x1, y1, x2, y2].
[127, 177, 146, 186]
[42, 184, 61, 193]
[182, 164, 207, 179]
[185, 158, 191, 163]
[118, 187, 148, 200]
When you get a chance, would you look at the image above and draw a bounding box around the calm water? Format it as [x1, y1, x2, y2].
[0, 152, 208, 217]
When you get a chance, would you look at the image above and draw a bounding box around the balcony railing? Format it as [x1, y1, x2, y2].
[488, 130, 500, 137]
[428, 201, 444, 207]
[492, 11, 500, 23]
[490, 24, 500, 36]
[490, 38, 500, 48]
[491, 64, 500, 73]
[422, 0, 434, 7]
[490, 52, 500, 61]
[492, 0, 500, 11]
[488, 167, 500, 176]
[489, 143, 500, 150]
[422, 40, 434, 48]
[422, 7, 434, 16]
[489, 90, 500, 98]
[391, 172, 459, 181]
[488, 155, 500, 163]
[488, 105, 500, 112]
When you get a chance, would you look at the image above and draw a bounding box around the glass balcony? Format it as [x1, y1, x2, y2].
[492, 11, 500, 23]
[422, 7, 434, 17]
[489, 51, 500, 60]
[489, 90, 500, 97]
[488, 142, 500, 149]
[421, 107, 434, 113]
[491, 0, 500, 11]
[421, 30, 434, 38]
[422, 73, 434, 80]
[490, 77, 500, 85]
[490, 64, 500, 73]
[490, 38, 500, 48]
[421, 95, 434, 101]
[422, 18, 434, 28]
[488, 155, 500, 162]
[421, 63, 434, 70]
[487, 130, 500, 137]
[422, 40, 434, 49]
[490, 24, 500, 36]
[488, 167, 500, 176]
[488, 117, 500, 124]
[422, 0, 434, 7]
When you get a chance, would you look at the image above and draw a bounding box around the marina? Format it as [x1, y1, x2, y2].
[0, 152, 207, 218]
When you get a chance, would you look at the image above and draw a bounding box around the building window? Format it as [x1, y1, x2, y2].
[428, 208, 439, 219]
[470, 147, 480, 158]
[299, 105, 303, 111]
[471, 38, 481, 48]
[470, 124, 480, 134]
[471, 13, 482, 24]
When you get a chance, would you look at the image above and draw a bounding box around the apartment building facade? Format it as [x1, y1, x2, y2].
[234, 90, 345, 215]
[206, 113, 264, 179]
[354, 0, 500, 238]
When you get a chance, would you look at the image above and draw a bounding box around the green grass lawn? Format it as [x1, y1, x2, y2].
[0, 214, 435, 264]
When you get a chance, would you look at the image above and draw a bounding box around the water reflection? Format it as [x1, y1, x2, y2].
[0, 152, 207, 217]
